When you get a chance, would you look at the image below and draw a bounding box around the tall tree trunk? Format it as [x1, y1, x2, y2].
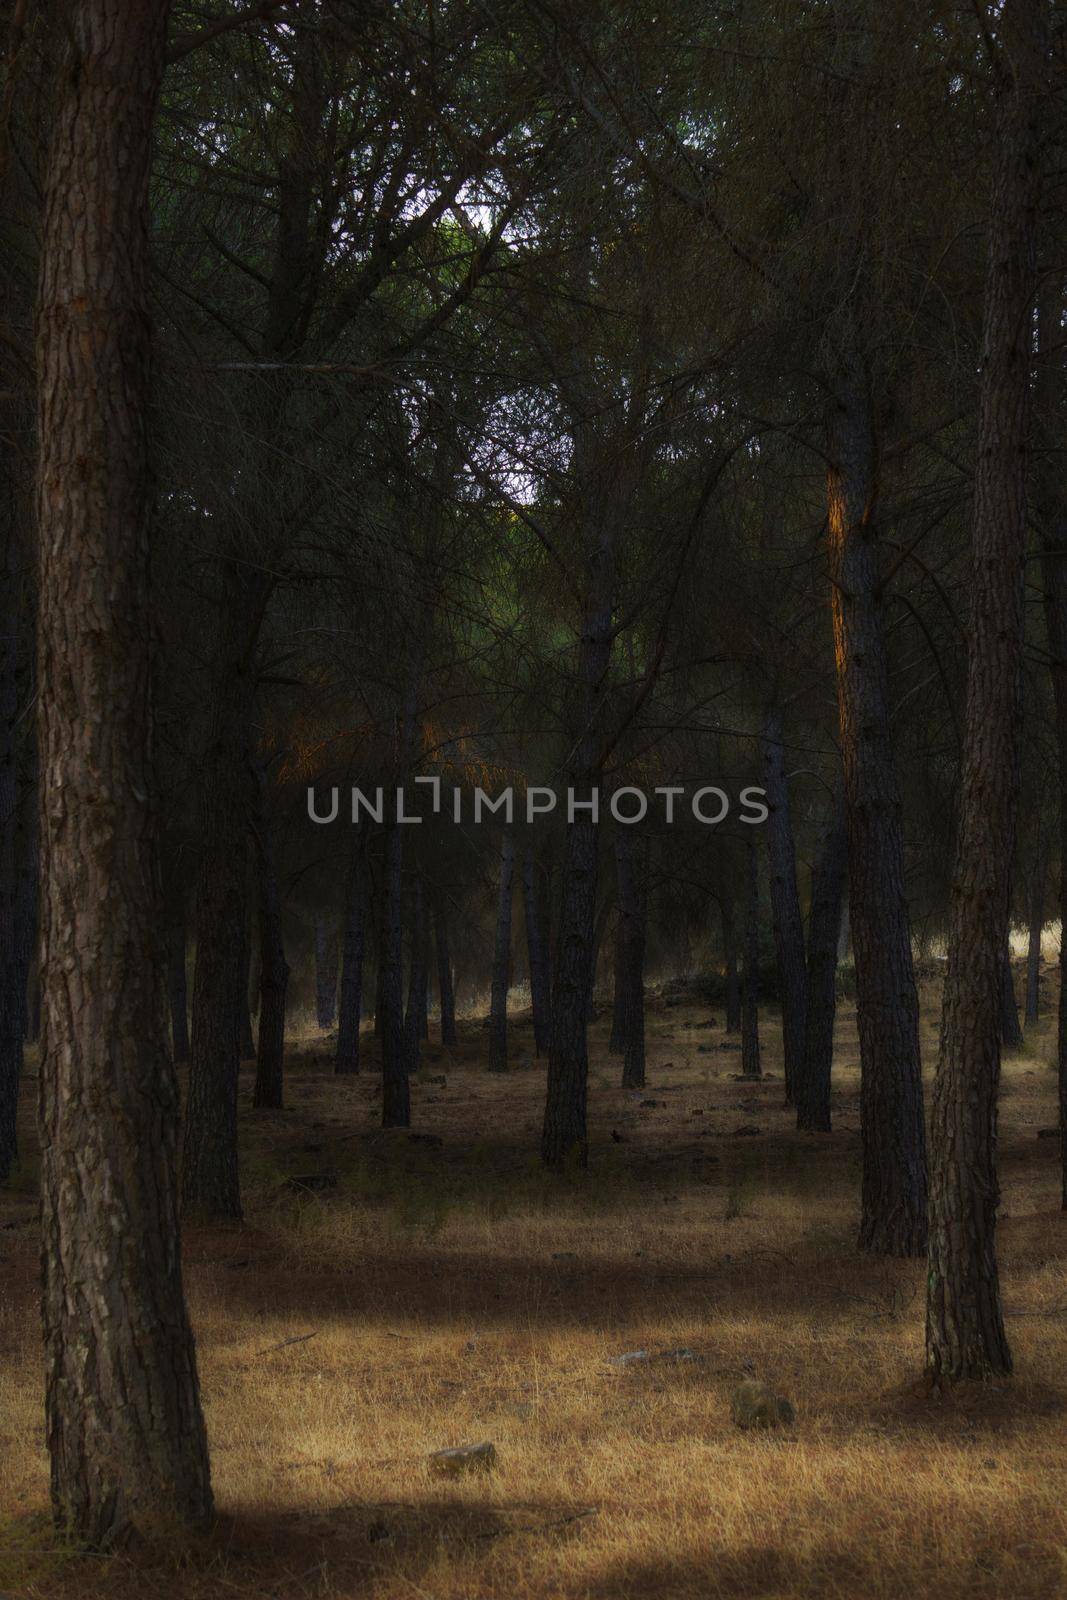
[926, 0, 1043, 1383]
[380, 818, 409, 1126]
[404, 873, 427, 1075]
[796, 785, 847, 1133]
[741, 840, 762, 1081]
[34, 0, 212, 1540]
[434, 893, 458, 1047]
[761, 706, 807, 1103]
[616, 830, 648, 1090]
[542, 538, 615, 1167]
[609, 914, 626, 1054]
[252, 767, 288, 1110]
[489, 833, 515, 1073]
[720, 891, 742, 1034]
[1024, 839, 1045, 1025]
[1001, 943, 1024, 1050]
[314, 909, 336, 1030]
[522, 846, 551, 1056]
[182, 568, 262, 1220]
[335, 828, 366, 1074]
[826, 354, 928, 1256]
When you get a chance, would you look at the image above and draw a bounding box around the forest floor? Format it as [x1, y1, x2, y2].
[3, 977, 1067, 1599]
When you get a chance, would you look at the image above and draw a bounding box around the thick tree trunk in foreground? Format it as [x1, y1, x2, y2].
[335, 828, 366, 1074]
[252, 768, 289, 1110]
[741, 841, 762, 1081]
[522, 847, 552, 1056]
[762, 707, 807, 1102]
[488, 833, 515, 1073]
[1001, 944, 1024, 1050]
[314, 910, 336, 1030]
[434, 894, 457, 1047]
[826, 354, 927, 1257]
[720, 892, 742, 1034]
[35, 0, 212, 1541]
[926, 0, 1043, 1382]
[797, 785, 847, 1133]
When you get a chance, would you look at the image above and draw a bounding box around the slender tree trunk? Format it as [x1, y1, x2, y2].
[434, 894, 457, 1046]
[404, 873, 427, 1075]
[609, 914, 626, 1054]
[182, 567, 262, 1221]
[616, 830, 648, 1090]
[522, 846, 551, 1056]
[542, 532, 616, 1167]
[1001, 943, 1024, 1050]
[826, 354, 928, 1256]
[926, 0, 1044, 1382]
[34, 0, 212, 1540]
[335, 828, 365, 1074]
[720, 892, 742, 1034]
[761, 706, 807, 1103]
[380, 818, 409, 1126]
[741, 840, 762, 1081]
[489, 833, 515, 1072]
[1024, 840, 1045, 1025]
[797, 784, 847, 1133]
[252, 767, 288, 1110]
[314, 909, 336, 1030]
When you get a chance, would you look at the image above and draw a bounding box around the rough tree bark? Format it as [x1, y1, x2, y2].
[168, 891, 190, 1065]
[926, 0, 1044, 1382]
[489, 832, 515, 1073]
[34, 0, 212, 1541]
[761, 706, 807, 1103]
[796, 784, 847, 1133]
[335, 827, 365, 1074]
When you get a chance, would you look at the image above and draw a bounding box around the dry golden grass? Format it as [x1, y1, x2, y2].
[3, 979, 1067, 1598]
